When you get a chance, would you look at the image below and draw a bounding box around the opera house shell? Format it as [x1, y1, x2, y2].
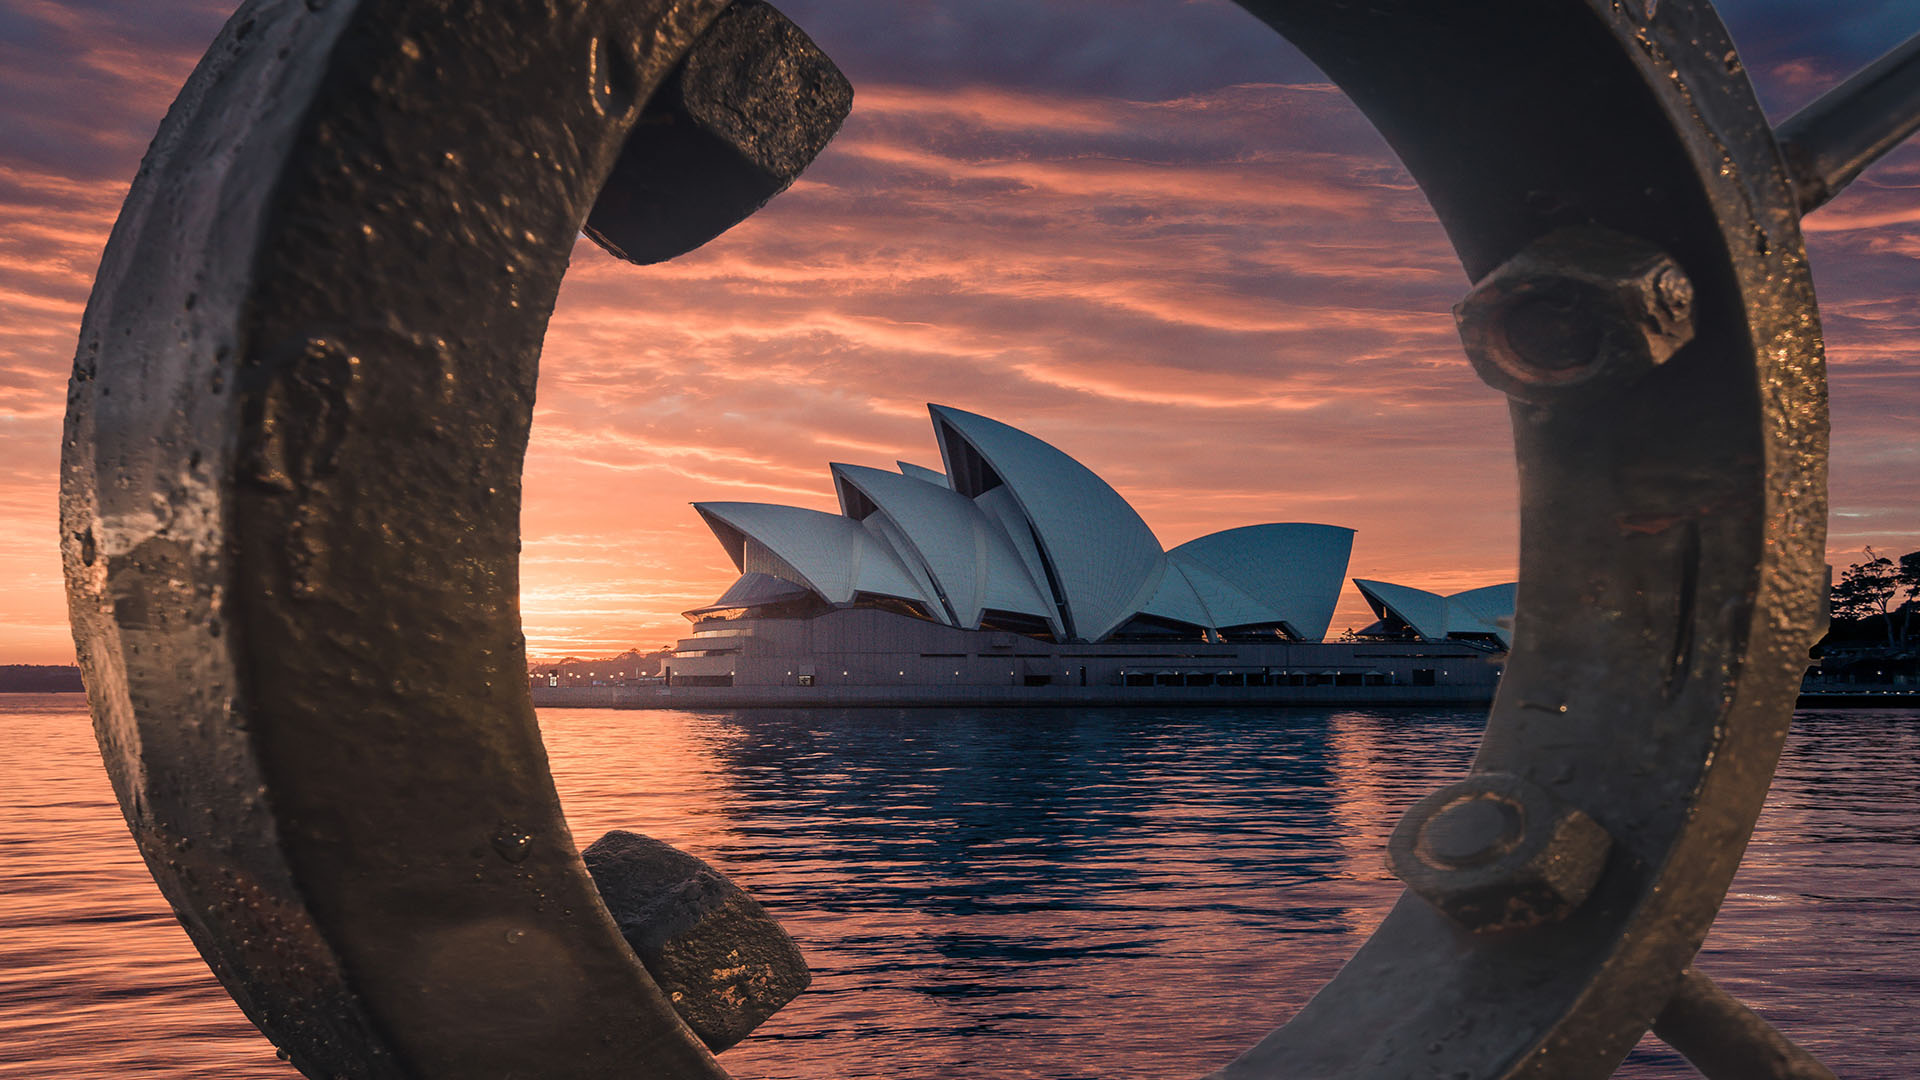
[566, 405, 1515, 705]
[1353, 580, 1518, 651]
[691, 405, 1355, 646]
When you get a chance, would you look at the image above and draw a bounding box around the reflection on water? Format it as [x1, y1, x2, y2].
[556, 708, 1471, 1079]
[0, 696, 1914, 1077]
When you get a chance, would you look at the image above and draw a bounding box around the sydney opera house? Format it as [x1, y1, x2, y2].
[542, 406, 1514, 706]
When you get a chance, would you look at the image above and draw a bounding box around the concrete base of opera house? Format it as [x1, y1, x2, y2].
[530, 609, 1506, 710]
[531, 682, 1499, 709]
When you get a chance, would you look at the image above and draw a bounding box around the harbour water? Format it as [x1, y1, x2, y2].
[0, 694, 1914, 1078]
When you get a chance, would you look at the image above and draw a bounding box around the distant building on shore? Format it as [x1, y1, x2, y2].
[536, 406, 1515, 708]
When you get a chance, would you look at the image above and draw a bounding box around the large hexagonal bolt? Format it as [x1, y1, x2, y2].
[1454, 225, 1696, 406]
[1388, 772, 1612, 933]
[583, 0, 853, 264]
[584, 831, 811, 1052]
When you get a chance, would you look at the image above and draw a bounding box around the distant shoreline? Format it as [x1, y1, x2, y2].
[0, 665, 84, 693]
[11, 667, 1914, 708]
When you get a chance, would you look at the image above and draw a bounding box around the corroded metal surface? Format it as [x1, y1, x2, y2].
[61, 0, 1920, 1076]
[1454, 226, 1696, 406]
[1388, 771, 1612, 933]
[583, 0, 852, 264]
[61, 0, 744, 1075]
[1777, 29, 1920, 213]
[1652, 968, 1840, 1080]
[1214, 0, 1832, 1075]
[584, 831, 811, 1052]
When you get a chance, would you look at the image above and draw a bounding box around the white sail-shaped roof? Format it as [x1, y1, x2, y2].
[831, 463, 1055, 630]
[684, 406, 1388, 647]
[695, 502, 935, 610]
[1159, 557, 1274, 630]
[1354, 579, 1450, 639]
[897, 461, 949, 487]
[859, 511, 949, 623]
[1354, 578, 1516, 647]
[1448, 583, 1518, 640]
[1139, 562, 1215, 629]
[682, 572, 814, 617]
[929, 404, 1165, 642]
[1169, 524, 1354, 641]
[972, 485, 1061, 633]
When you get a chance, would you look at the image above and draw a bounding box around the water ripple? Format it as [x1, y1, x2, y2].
[0, 697, 1914, 1077]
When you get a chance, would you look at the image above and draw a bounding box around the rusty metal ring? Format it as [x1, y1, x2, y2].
[63, 0, 1837, 1077]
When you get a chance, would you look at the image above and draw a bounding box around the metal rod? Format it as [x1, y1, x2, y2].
[1776, 29, 1920, 214]
[1651, 967, 1838, 1080]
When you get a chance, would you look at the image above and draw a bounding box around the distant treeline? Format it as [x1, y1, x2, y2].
[529, 649, 672, 685]
[1829, 548, 1920, 646]
[0, 665, 84, 693]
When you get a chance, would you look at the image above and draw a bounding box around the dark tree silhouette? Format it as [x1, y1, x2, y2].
[1900, 550, 1920, 643]
[1832, 548, 1903, 645]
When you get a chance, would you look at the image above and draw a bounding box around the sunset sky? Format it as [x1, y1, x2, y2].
[3, 0, 1917, 664]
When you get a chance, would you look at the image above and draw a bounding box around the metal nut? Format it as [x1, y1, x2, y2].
[583, 0, 853, 264]
[1388, 772, 1612, 932]
[584, 830, 810, 1052]
[1454, 225, 1696, 405]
